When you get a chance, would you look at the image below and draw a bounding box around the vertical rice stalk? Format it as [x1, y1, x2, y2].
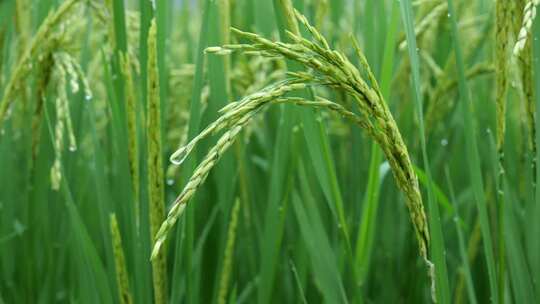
[217, 199, 241, 304]
[0, 0, 80, 126]
[514, 1, 537, 187]
[495, 0, 511, 300]
[495, 0, 510, 161]
[110, 214, 133, 304]
[219, 0, 231, 96]
[120, 53, 140, 227]
[147, 19, 167, 304]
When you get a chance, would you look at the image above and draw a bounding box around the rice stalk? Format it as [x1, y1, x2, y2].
[146, 18, 167, 304]
[109, 214, 133, 304]
[0, 0, 81, 127]
[217, 198, 241, 304]
[219, 0, 231, 96]
[154, 12, 432, 283]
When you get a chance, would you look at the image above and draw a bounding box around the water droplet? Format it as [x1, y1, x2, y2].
[441, 138, 448, 146]
[14, 219, 26, 235]
[166, 179, 174, 186]
[447, 13, 451, 18]
[69, 145, 77, 152]
[170, 145, 191, 165]
[84, 94, 93, 101]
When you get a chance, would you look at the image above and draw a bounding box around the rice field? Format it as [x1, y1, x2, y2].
[0, 0, 539, 303]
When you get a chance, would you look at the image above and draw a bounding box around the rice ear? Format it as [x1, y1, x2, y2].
[146, 18, 167, 304]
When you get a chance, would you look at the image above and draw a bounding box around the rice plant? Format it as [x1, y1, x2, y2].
[1, 0, 539, 303]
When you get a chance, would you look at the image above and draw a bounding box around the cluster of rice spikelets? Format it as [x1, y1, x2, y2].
[146, 19, 168, 304]
[50, 52, 91, 190]
[217, 199, 241, 304]
[50, 64, 68, 190]
[514, 0, 539, 56]
[120, 53, 141, 226]
[152, 11, 432, 279]
[109, 214, 133, 304]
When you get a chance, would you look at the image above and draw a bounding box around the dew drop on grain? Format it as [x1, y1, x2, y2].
[170, 146, 189, 165]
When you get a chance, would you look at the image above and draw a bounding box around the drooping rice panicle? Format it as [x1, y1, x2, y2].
[0, 0, 81, 127]
[50, 65, 68, 191]
[57, 56, 78, 152]
[154, 12, 432, 277]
